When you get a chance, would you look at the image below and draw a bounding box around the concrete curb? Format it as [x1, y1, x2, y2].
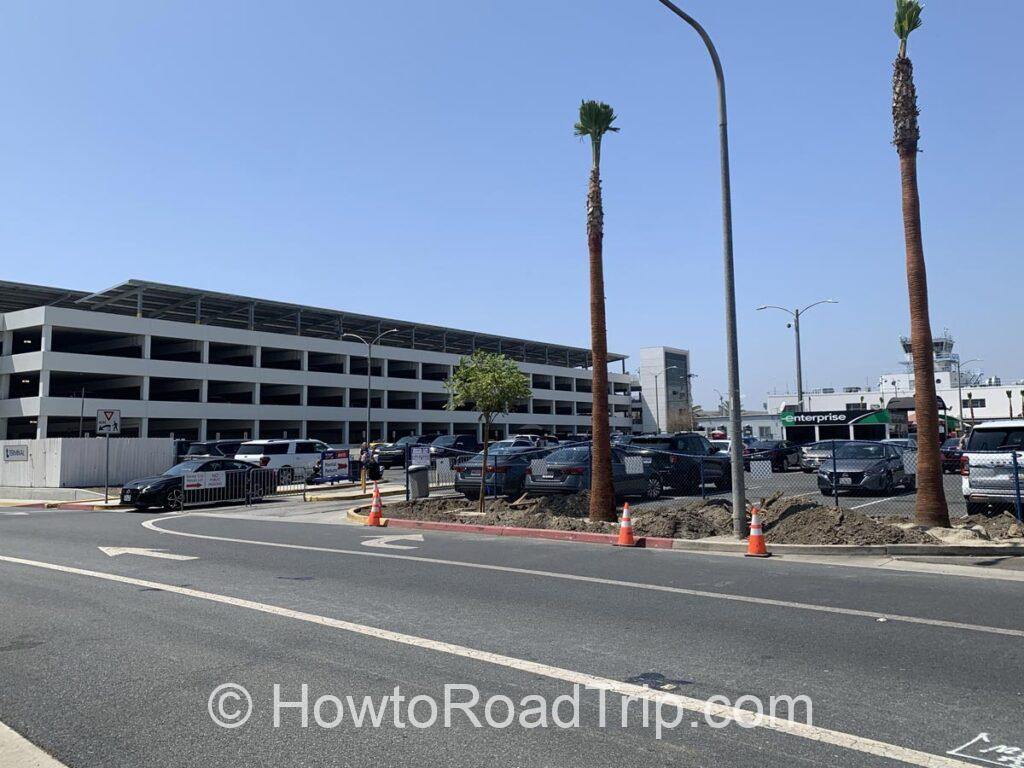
[306, 486, 406, 503]
[348, 504, 1024, 557]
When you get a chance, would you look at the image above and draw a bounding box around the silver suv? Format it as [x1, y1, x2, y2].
[961, 421, 1024, 514]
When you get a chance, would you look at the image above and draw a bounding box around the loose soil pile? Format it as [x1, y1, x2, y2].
[956, 512, 1024, 541]
[380, 491, 941, 545]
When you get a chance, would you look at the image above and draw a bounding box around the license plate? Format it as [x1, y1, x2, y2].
[542, 474, 555, 480]
[122, 490, 134, 500]
[839, 477, 853, 485]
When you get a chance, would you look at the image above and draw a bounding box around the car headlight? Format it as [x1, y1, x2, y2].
[865, 464, 884, 475]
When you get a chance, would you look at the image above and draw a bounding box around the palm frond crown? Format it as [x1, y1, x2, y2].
[894, 0, 923, 57]
[574, 100, 619, 168]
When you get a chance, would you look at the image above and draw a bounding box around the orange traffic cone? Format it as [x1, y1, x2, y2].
[615, 503, 636, 547]
[366, 481, 384, 527]
[745, 504, 771, 558]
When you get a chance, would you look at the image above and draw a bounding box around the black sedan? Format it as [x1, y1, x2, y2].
[744, 440, 801, 472]
[375, 435, 437, 469]
[524, 445, 663, 500]
[120, 459, 274, 511]
[940, 437, 963, 473]
[454, 441, 538, 501]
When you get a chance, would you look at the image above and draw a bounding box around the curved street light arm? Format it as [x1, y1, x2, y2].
[798, 298, 838, 316]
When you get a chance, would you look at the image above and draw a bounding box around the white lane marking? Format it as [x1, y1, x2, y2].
[0, 553, 976, 768]
[142, 517, 1024, 639]
[0, 719, 70, 767]
[361, 534, 424, 550]
[850, 497, 898, 510]
[98, 546, 198, 561]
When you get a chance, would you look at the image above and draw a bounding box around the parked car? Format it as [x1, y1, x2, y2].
[429, 434, 481, 461]
[744, 440, 801, 472]
[799, 441, 846, 473]
[960, 420, 1024, 515]
[622, 433, 731, 493]
[183, 439, 244, 459]
[882, 437, 918, 451]
[375, 434, 438, 468]
[524, 444, 663, 500]
[817, 441, 914, 496]
[234, 439, 332, 485]
[710, 439, 731, 454]
[454, 440, 538, 500]
[120, 458, 275, 511]
[940, 437, 963, 474]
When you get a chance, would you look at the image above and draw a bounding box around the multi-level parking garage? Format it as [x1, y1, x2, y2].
[0, 279, 633, 444]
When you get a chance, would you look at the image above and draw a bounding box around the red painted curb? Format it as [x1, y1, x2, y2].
[382, 516, 676, 549]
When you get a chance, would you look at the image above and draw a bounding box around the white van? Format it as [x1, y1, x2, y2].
[235, 439, 332, 485]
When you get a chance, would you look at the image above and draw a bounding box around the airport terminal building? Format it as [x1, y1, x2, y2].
[0, 280, 633, 444]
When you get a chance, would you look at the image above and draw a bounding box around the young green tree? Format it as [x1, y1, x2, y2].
[575, 100, 619, 523]
[445, 351, 532, 513]
[892, 0, 949, 527]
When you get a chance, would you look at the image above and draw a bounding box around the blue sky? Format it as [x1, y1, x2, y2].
[2, 1, 1020, 409]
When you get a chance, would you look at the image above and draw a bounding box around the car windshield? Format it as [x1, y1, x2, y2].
[968, 428, 1024, 451]
[163, 460, 206, 476]
[751, 441, 780, 449]
[631, 438, 672, 450]
[432, 436, 457, 447]
[942, 438, 960, 449]
[394, 436, 417, 446]
[834, 443, 885, 460]
[545, 446, 590, 464]
[185, 443, 211, 455]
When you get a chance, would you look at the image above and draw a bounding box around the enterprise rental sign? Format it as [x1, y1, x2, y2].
[780, 410, 851, 427]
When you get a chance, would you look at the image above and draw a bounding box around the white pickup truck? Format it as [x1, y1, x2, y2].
[960, 420, 1024, 515]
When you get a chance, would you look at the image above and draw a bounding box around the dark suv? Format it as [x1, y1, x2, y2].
[376, 435, 438, 468]
[429, 434, 482, 461]
[626, 433, 731, 493]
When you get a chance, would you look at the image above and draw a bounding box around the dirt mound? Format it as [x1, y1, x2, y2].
[630, 500, 735, 539]
[381, 492, 940, 545]
[956, 512, 1024, 540]
[762, 504, 937, 545]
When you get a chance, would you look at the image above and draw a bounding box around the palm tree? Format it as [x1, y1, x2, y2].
[893, 0, 949, 527]
[575, 100, 618, 523]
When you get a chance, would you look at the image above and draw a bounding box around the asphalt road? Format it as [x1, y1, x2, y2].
[0, 504, 1021, 767]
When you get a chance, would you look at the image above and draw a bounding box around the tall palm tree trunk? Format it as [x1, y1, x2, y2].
[893, 46, 950, 528]
[587, 166, 615, 523]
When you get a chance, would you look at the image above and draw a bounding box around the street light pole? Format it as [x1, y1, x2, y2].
[954, 357, 980, 433]
[343, 329, 399, 445]
[757, 299, 838, 411]
[655, 0, 746, 537]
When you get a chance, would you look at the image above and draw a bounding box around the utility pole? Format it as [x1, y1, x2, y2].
[655, 0, 747, 537]
[954, 357, 981, 433]
[757, 299, 838, 411]
[343, 328, 399, 445]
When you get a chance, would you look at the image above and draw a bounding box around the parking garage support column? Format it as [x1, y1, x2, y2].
[0, 369, 8, 439]
[142, 335, 152, 359]
[201, 341, 209, 364]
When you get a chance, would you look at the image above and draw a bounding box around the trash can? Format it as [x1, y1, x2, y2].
[408, 464, 430, 500]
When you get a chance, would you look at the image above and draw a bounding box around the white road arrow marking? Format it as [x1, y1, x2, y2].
[98, 547, 198, 561]
[360, 534, 424, 550]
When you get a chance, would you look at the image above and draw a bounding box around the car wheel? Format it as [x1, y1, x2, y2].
[132, 504, 149, 512]
[278, 467, 294, 485]
[162, 488, 183, 511]
[715, 474, 732, 492]
[966, 501, 989, 516]
[881, 473, 895, 495]
[904, 474, 916, 491]
[643, 475, 664, 500]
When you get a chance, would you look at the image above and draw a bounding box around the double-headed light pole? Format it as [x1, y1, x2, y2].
[342, 328, 399, 444]
[756, 299, 838, 411]
[655, 0, 746, 537]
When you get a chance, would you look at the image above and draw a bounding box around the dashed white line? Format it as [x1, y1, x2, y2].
[141, 516, 1024, 639]
[0, 553, 977, 767]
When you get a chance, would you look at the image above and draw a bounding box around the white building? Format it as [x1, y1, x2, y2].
[765, 333, 1023, 442]
[636, 346, 693, 433]
[0, 280, 633, 444]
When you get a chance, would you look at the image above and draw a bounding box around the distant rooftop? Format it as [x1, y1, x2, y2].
[0, 278, 625, 368]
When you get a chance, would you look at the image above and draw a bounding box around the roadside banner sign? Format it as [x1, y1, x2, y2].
[410, 445, 430, 466]
[3, 445, 29, 462]
[96, 409, 121, 435]
[183, 471, 226, 491]
[319, 449, 350, 483]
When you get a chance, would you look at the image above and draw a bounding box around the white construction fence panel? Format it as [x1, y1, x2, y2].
[0, 438, 177, 487]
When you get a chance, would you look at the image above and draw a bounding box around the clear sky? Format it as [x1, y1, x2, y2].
[3, 1, 1021, 410]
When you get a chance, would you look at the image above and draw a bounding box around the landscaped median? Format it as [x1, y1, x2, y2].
[349, 491, 1024, 557]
